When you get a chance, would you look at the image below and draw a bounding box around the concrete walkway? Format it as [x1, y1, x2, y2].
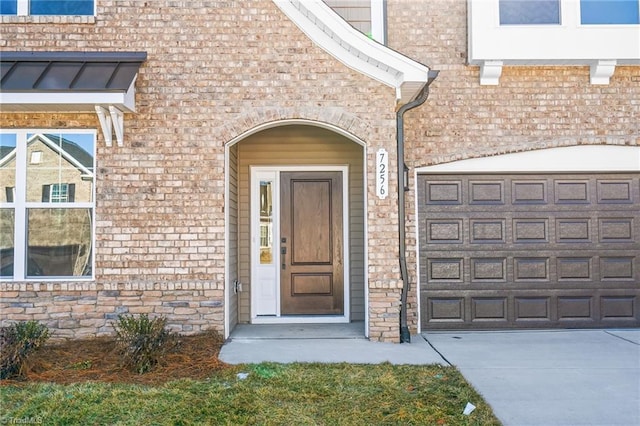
[219, 323, 444, 365]
[220, 326, 640, 426]
[424, 329, 640, 426]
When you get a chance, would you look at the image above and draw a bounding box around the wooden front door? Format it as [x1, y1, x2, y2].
[280, 171, 344, 315]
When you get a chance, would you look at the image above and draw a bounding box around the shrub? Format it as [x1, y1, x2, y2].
[0, 320, 50, 379]
[112, 314, 177, 374]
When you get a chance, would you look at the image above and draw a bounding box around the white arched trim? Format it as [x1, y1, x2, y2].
[415, 145, 640, 174]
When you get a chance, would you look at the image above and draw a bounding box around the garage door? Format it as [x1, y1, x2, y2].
[419, 173, 640, 330]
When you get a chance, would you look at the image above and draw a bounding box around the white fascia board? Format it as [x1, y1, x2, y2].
[274, 0, 430, 103]
[416, 146, 640, 173]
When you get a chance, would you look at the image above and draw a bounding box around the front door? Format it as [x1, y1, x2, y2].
[280, 171, 344, 315]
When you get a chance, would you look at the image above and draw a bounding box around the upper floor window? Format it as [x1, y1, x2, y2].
[0, 130, 95, 280]
[580, 0, 640, 24]
[499, 0, 561, 25]
[0, 0, 94, 16]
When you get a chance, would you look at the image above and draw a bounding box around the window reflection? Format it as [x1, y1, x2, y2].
[0, 132, 95, 279]
[30, 0, 94, 16]
[0, 209, 15, 277]
[26, 133, 94, 203]
[259, 181, 274, 264]
[499, 0, 561, 25]
[0, 133, 17, 203]
[27, 208, 92, 277]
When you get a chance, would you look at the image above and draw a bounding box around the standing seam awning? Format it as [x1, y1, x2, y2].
[0, 51, 147, 146]
[0, 51, 146, 112]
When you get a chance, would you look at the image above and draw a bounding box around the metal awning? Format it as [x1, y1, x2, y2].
[0, 51, 146, 112]
[0, 51, 147, 146]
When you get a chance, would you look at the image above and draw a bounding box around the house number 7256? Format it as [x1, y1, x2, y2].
[376, 148, 388, 199]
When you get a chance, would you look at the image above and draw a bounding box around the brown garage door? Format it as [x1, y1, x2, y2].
[419, 173, 640, 330]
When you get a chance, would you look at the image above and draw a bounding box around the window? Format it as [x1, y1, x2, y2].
[581, 0, 640, 24]
[259, 180, 274, 265]
[0, 131, 95, 279]
[0, 0, 94, 16]
[48, 183, 75, 203]
[30, 151, 42, 164]
[499, 0, 561, 25]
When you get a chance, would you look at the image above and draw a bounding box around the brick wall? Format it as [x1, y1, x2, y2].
[3, 1, 636, 341]
[0, 1, 403, 341]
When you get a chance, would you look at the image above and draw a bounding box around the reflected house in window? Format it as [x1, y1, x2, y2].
[259, 181, 273, 265]
[0, 134, 94, 277]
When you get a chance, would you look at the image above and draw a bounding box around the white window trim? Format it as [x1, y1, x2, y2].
[0, 129, 97, 282]
[468, 0, 640, 85]
[370, 0, 386, 44]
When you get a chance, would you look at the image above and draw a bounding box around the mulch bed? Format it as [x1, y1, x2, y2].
[1, 330, 230, 386]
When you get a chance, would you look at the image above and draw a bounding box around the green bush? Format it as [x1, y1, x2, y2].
[0, 320, 50, 379]
[112, 314, 177, 374]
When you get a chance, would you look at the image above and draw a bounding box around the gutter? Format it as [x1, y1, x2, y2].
[398, 70, 439, 343]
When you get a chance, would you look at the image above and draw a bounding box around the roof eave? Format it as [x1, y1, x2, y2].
[273, 0, 430, 104]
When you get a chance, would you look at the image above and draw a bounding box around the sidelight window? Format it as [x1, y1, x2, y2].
[259, 180, 274, 265]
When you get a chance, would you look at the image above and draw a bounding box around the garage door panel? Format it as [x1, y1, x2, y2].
[423, 252, 638, 289]
[469, 180, 505, 205]
[557, 296, 594, 320]
[426, 219, 464, 244]
[422, 214, 637, 249]
[470, 219, 506, 243]
[598, 217, 635, 242]
[555, 179, 592, 204]
[472, 297, 508, 322]
[512, 179, 549, 204]
[422, 291, 638, 329]
[419, 173, 640, 330]
[597, 179, 637, 204]
[424, 180, 463, 205]
[601, 296, 636, 320]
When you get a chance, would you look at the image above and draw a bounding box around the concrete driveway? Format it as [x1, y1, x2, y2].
[424, 329, 640, 426]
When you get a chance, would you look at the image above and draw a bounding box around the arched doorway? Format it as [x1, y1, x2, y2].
[225, 122, 367, 337]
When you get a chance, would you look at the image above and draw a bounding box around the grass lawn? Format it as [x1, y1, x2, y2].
[1, 362, 500, 425]
[1, 331, 500, 425]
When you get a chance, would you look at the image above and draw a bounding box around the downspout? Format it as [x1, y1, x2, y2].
[398, 70, 439, 343]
